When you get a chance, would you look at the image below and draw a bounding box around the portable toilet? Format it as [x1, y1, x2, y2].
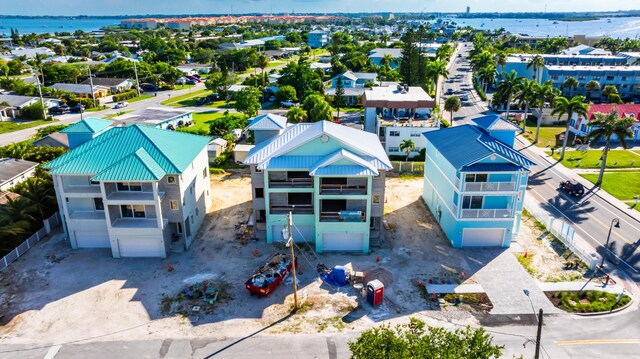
[366, 279, 384, 306]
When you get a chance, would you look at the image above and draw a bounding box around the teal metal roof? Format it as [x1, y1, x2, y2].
[60, 117, 113, 134]
[46, 125, 211, 180]
[91, 148, 166, 181]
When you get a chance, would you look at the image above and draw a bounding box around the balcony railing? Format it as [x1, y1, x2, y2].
[269, 178, 313, 188]
[63, 185, 101, 195]
[461, 209, 513, 219]
[270, 204, 314, 215]
[320, 210, 366, 222]
[111, 218, 168, 229]
[106, 191, 165, 202]
[463, 182, 517, 192]
[320, 184, 367, 195]
[68, 211, 106, 220]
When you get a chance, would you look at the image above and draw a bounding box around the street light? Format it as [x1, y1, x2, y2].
[523, 289, 543, 359]
[600, 218, 620, 268]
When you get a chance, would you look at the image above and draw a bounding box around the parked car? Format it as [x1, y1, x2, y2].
[281, 100, 298, 108]
[559, 181, 585, 197]
[114, 101, 129, 109]
[461, 94, 469, 101]
[268, 95, 276, 102]
[446, 88, 454, 95]
[186, 79, 197, 85]
[70, 104, 85, 113]
[141, 83, 158, 92]
[49, 105, 70, 115]
[176, 77, 187, 85]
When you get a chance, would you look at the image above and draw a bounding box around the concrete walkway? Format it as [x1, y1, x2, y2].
[426, 283, 484, 294]
[540, 281, 626, 295]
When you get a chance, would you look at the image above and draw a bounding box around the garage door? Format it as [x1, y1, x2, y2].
[322, 233, 364, 252]
[75, 231, 110, 248]
[272, 225, 314, 242]
[117, 237, 165, 257]
[462, 228, 505, 247]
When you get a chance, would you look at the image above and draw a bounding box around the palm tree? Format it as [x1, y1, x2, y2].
[15, 176, 55, 219]
[256, 54, 269, 75]
[444, 96, 461, 123]
[585, 80, 601, 102]
[514, 78, 537, 133]
[425, 60, 449, 96]
[532, 80, 560, 143]
[399, 139, 416, 161]
[470, 50, 493, 73]
[478, 65, 496, 93]
[601, 85, 618, 102]
[286, 106, 307, 123]
[585, 109, 634, 185]
[0, 197, 37, 225]
[495, 70, 523, 120]
[493, 51, 507, 74]
[561, 76, 579, 98]
[551, 95, 588, 160]
[526, 54, 545, 83]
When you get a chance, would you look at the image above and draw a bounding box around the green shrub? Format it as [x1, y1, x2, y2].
[473, 77, 487, 101]
[441, 119, 450, 128]
[551, 290, 631, 313]
[209, 168, 226, 175]
[113, 90, 138, 102]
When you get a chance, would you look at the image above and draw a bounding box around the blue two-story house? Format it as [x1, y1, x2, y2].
[422, 117, 535, 248]
[326, 71, 378, 106]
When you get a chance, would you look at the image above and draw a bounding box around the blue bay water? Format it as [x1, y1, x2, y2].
[0, 17, 120, 35]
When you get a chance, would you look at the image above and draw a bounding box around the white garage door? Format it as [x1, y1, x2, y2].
[272, 225, 314, 242]
[75, 231, 110, 248]
[462, 228, 505, 247]
[322, 233, 364, 252]
[117, 237, 165, 257]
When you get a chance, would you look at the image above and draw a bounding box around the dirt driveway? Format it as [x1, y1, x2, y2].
[0, 171, 503, 346]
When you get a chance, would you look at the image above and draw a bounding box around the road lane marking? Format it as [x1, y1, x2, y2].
[44, 345, 62, 359]
[556, 339, 640, 346]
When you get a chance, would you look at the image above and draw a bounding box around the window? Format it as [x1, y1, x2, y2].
[410, 131, 421, 137]
[203, 168, 207, 178]
[622, 76, 627, 81]
[176, 222, 183, 234]
[462, 196, 483, 209]
[190, 185, 193, 194]
[465, 174, 488, 182]
[117, 182, 142, 191]
[167, 176, 176, 184]
[196, 208, 199, 216]
[389, 147, 400, 152]
[255, 188, 264, 198]
[372, 193, 381, 204]
[570, 119, 575, 126]
[389, 130, 400, 137]
[90, 180, 99, 185]
[606, 75, 615, 81]
[121, 204, 145, 218]
[94, 198, 104, 211]
[190, 215, 194, 224]
[580, 124, 587, 132]
[170, 200, 178, 210]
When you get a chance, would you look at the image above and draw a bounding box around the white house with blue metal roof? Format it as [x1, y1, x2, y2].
[244, 120, 391, 253]
[421, 119, 535, 248]
[45, 125, 212, 258]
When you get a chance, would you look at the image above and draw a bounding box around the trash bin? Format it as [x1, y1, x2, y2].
[366, 280, 384, 307]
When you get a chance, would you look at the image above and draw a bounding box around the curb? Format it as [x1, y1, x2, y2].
[551, 294, 635, 317]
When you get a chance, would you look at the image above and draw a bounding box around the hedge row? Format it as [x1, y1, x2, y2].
[113, 90, 138, 102]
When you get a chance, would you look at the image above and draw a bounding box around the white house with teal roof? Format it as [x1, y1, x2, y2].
[244, 120, 391, 253]
[45, 125, 212, 258]
[422, 118, 535, 248]
[60, 117, 114, 149]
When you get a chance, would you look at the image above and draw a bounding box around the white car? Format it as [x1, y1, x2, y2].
[461, 94, 469, 101]
[114, 101, 129, 109]
[281, 100, 298, 108]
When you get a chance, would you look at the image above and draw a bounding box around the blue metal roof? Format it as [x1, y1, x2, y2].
[472, 115, 521, 131]
[423, 125, 535, 170]
[460, 163, 523, 172]
[60, 117, 113, 134]
[247, 113, 287, 131]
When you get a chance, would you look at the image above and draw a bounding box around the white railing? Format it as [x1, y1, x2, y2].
[461, 208, 513, 219]
[523, 196, 600, 270]
[0, 212, 61, 272]
[464, 182, 517, 192]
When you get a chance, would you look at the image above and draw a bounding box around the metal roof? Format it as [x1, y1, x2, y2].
[312, 165, 377, 176]
[460, 163, 523, 172]
[423, 125, 535, 171]
[115, 107, 192, 125]
[247, 113, 287, 131]
[60, 118, 113, 134]
[471, 115, 521, 132]
[91, 148, 166, 181]
[310, 149, 379, 176]
[45, 125, 210, 179]
[245, 121, 391, 172]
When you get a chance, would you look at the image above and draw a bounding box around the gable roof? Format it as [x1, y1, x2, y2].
[244, 121, 391, 171]
[422, 125, 535, 171]
[309, 149, 379, 176]
[60, 117, 113, 134]
[472, 115, 521, 131]
[45, 125, 210, 180]
[336, 71, 377, 82]
[80, 78, 130, 87]
[247, 113, 288, 131]
[49, 83, 108, 94]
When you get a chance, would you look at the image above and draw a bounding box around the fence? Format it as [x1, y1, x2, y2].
[391, 161, 425, 174]
[0, 212, 61, 272]
[523, 197, 600, 270]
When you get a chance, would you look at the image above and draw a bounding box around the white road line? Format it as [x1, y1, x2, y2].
[44, 345, 62, 359]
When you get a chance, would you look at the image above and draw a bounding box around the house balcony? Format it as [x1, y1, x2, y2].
[68, 211, 106, 221]
[270, 204, 314, 215]
[106, 191, 165, 203]
[460, 209, 513, 219]
[320, 184, 368, 195]
[111, 218, 168, 229]
[268, 178, 314, 188]
[63, 185, 102, 196]
[463, 182, 517, 192]
[319, 210, 367, 222]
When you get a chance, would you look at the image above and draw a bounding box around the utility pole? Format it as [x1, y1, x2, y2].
[287, 212, 299, 311]
[35, 70, 47, 120]
[534, 308, 543, 359]
[88, 65, 97, 108]
[133, 61, 141, 97]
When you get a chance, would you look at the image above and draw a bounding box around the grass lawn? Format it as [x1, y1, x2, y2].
[104, 110, 134, 119]
[203, 100, 234, 109]
[127, 94, 153, 103]
[551, 150, 640, 168]
[581, 171, 640, 200]
[160, 89, 211, 106]
[0, 119, 58, 134]
[522, 122, 565, 147]
[191, 112, 225, 133]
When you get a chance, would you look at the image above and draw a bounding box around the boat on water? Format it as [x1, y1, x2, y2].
[607, 19, 612, 23]
[553, 21, 559, 24]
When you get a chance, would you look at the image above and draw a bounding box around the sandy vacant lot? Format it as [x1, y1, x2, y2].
[0, 171, 505, 346]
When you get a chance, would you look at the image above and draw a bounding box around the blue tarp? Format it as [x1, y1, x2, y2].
[322, 265, 348, 287]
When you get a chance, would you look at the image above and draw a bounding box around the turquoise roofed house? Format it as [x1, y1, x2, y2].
[60, 117, 114, 149]
[421, 121, 535, 248]
[471, 115, 521, 148]
[244, 119, 391, 253]
[45, 125, 212, 258]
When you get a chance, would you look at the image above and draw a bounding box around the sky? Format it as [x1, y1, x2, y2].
[2, 0, 639, 16]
